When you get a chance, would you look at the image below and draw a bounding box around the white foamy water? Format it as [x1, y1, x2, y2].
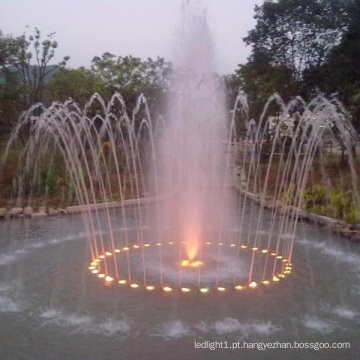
[39, 308, 130, 336]
[0, 232, 86, 266]
[152, 320, 192, 339]
[302, 316, 335, 333]
[0, 295, 21, 313]
[212, 318, 280, 336]
[333, 307, 358, 320]
[298, 239, 360, 269]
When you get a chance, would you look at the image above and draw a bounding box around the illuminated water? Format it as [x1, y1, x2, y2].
[0, 204, 359, 359]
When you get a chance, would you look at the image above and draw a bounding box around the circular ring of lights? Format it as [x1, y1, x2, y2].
[88, 242, 292, 293]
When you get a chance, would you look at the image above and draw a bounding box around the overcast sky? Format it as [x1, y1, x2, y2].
[0, 0, 263, 75]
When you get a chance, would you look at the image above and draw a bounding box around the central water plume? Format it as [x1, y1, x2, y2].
[157, 6, 232, 261]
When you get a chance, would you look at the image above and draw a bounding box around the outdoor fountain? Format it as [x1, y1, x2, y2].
[0, 2, 359, 359]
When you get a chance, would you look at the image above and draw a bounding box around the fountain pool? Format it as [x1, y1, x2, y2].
[0, 203, 359, 359]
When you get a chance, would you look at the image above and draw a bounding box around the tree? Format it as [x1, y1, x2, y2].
[243, 0, 349, 97]
[46, 67, 106, 105]
[91, 53, 172, 114]
[304, 0, 360, 129]
[0, 27, 69, 109]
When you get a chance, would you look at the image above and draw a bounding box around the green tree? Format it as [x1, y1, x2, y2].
[242, 0, 349, 99]
[91, 53, 172, 113]
[0, 28, 69, 136]
[304, 0, 360, 129]
[0, 27, 69, 108]
[46, 67, 106, 105]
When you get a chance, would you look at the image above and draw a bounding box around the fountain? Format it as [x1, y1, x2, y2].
[0, 2, 359, 359]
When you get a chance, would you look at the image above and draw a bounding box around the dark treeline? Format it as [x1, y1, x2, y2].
[227, 0, 360, 130]
[1, 0, 359, 137]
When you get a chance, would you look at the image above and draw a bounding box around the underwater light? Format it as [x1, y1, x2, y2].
[181, 259, 203, 267]
[89, 242, 292, 294]
[235, 285, 244, 290]
[181, 287, 190, 292]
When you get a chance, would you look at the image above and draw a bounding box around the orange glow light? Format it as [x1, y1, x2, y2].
[249, 281, 257, 288]
[181, 259, 203, 267]
[163, 286, 172, 292]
